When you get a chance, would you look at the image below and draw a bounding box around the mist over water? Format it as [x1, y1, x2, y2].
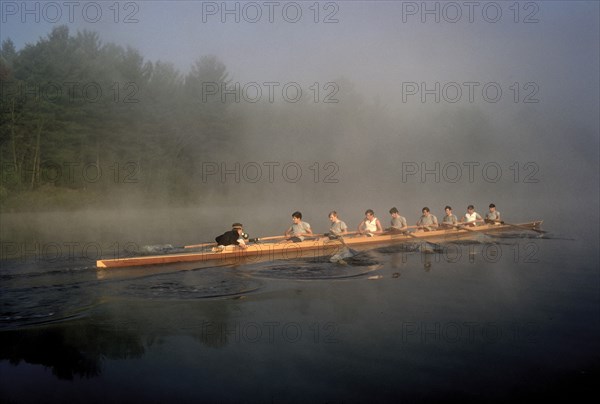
[1, 1, 598, 402]
[1, 2, 598, 243]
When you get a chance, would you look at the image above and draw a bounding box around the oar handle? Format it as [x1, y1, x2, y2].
[449, 223, 479, 231]
[184, 241, 217, 249]
[330, 231, 360, 237]
[255, 235, 288, 241]
[184, 233, 290, 248]
[184, 232, 326, 247]
[185, 234, 290, 248]
[271, 231, 361, 241]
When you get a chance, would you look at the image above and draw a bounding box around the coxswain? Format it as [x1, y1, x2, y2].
[213, 223, 249, 252]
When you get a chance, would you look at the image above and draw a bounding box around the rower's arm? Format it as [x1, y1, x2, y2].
[375, 219, 383, 233]
[357, 220, 365, 233]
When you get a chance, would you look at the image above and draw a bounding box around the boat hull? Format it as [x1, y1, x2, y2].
[96, 221, 543, 269]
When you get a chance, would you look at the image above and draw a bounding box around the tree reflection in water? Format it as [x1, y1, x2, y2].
[0, 319, 145, 380]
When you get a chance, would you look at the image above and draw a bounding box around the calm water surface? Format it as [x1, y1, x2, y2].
[1, 226, 598, 402]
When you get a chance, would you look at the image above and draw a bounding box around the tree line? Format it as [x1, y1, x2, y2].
[0, 26, 242, 206]
[1, 26, 393, 211]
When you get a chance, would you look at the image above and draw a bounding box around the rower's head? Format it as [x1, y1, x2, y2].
[292, 211, 302, 223]
[467, 205, 475, 212]
[389, 207, 399, 217]
[365, 209, 375, 219]
[488, 203, 496, 211]
[422, 207, 430, 216]
[445, 206, 452, 214]
[232, 223, 244, 234]
[328, 211, 338, 222]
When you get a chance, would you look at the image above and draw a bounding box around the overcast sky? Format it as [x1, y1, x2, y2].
[3, 1, 598, 104]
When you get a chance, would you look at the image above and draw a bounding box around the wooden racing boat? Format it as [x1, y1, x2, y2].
[96, 221, 543, 269]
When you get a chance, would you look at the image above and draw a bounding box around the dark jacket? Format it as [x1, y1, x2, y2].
[215, 230, 241, 246]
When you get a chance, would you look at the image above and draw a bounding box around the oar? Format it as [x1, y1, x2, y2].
[384, 225, 419, 234]
[337, 234, 359, 255]
[184, 234, 289, 249]
[500, 221, 547, 234]
[338, 231, 360, 236]
[280, 231, 361, 242]
[451, 223, 479, 232]
[372, 226, 443, 250]
[404, 231, 444, 250]
[474, 220, 548, 234]
[184, 241, 217, 249]
[328, 234, 360, 262]
[187, 237, 290, 249]
[253, 235, 289, 242]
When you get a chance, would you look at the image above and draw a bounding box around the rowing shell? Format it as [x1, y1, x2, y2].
[96, 221, 543, 269]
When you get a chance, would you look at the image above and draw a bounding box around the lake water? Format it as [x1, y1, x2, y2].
[1, 215, 598, 402]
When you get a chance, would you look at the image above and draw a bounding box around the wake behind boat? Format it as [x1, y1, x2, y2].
[96, 221, 544, 269]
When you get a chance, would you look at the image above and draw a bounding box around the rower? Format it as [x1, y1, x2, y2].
[285, 211, 313, 242]
[416, 207, 439, 231]
[324, 211, 348, 240]
[461, 205, 484, 227]
[213, 223, 249, 252]
[485, 203, 502, 224]
[388, 207, 408, 233]
[440, 205, 458, 228]
[357, 209, 383, 236]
